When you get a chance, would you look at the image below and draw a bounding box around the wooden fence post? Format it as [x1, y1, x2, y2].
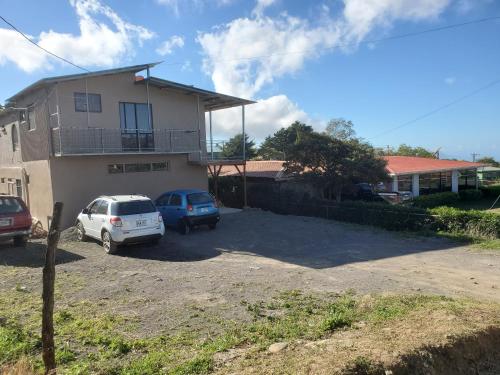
[42, 202, 63, 374]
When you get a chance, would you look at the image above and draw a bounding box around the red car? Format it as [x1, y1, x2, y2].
[0, 195, 31, 247]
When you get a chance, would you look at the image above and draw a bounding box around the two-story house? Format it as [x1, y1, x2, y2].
[0, 63, 254, 229]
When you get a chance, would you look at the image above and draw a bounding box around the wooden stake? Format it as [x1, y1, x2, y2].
[42, 202, 63, 374]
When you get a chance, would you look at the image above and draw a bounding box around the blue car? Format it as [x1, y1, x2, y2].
[155, 189, 220, 234]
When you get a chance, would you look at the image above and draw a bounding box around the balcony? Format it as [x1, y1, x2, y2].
[51, 127, 201, 156]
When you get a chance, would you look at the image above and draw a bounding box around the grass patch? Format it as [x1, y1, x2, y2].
[433, 231, 500, 250]
[0, 290, 497, 374]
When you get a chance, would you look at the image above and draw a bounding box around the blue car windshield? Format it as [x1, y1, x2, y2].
[187, 193, 213, 205]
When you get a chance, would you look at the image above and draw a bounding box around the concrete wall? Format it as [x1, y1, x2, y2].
[49, 154, 208, 229]
[55, 72, 206, 137]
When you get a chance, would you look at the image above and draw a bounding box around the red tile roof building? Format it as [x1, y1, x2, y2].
[383, 156, 483, 176]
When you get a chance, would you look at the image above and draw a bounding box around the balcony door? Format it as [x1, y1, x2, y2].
[119, 102, 154, 151]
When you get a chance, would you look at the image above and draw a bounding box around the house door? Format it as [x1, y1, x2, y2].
[119, 102, 154, 151]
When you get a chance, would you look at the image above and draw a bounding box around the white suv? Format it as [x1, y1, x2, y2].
[75, 195, 165, 254]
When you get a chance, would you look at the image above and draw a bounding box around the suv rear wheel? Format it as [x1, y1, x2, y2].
[76, 222, 88, 242]
[102, 231, 118, 254]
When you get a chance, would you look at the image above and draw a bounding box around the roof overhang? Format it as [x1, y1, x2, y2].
[139, 76, 255, 111]
[388, 165, 484, 176]
[6, 62, 160, 104]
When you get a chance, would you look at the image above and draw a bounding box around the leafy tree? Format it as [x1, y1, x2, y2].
[257, 121, 313, 160]
[378, 144, 436, 158]
[324, 118, 355, 141]
[220, 133, 257, 160]
[284, 131, 388, 202]
[476, 156, 499, 167]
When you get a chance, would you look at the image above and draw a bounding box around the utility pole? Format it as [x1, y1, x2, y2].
[471, 153, 480, 162]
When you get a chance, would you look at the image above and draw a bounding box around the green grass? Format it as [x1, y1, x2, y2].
[0, 290, 488, 375]
[433, 231, 500, 250]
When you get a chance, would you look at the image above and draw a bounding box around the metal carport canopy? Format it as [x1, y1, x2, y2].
[138, 76, 255, 111]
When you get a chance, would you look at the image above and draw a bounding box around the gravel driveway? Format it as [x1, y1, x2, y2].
[1, 210, 499, 334]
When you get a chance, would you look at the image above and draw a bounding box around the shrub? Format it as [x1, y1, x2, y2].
[327, 201, 434, 232]
[430, 206, 500, 239]
[480, 184, 500, 198]
[411, 192, 459, 209]
[459, 189, 483, 201]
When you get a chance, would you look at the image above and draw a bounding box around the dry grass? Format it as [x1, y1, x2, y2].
[0, 358, 34, 375]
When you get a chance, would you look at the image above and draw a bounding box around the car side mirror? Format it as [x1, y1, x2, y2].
[82, 208, 90, 214]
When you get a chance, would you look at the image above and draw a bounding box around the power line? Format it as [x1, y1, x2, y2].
[165, 15, 500, 66]
[369, 76, 500, 139]
[0, 14, 90, 72]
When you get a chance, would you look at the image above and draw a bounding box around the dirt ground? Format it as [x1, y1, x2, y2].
[1, 209, 499, 335]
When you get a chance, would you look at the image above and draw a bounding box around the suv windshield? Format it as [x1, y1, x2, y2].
[111, 200, 156, 216]
[187, 192, 214, 205]
[0, 197, 24, 214]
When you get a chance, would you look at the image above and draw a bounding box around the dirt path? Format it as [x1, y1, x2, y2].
[1, 210, 499, 334]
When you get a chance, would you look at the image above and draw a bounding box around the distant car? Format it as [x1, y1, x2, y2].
[155, 189, 220, 234]
[75, 195, 165, 254]
[0, 195, 31, 247]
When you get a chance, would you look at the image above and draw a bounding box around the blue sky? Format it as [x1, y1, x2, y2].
[0, 0, 499, 160]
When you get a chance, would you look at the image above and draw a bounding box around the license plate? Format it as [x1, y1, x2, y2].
[136, 219, 147, 227]
[200, 207, 208, 213]
[0, 218, 11, 227]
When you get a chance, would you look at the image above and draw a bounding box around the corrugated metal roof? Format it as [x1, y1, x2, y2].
[6, 62, 160, 103]
[140, 76, 255, 111]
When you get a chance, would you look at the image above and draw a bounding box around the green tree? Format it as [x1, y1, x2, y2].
[476, 156, 499, 167]
[324, 118, 356, 141]
[220, 133, 257, 160]
[284, 131, 388, 202]
[378, 144, 436, 158]
[257, 121, 313, 160]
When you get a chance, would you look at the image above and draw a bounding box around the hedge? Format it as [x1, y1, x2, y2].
[480, 184, 500, 198]
[326, 201, 499, 239]
[326, 201, 434, 232]
[458, 189, 483, 201]
[411, 192, 459, 209]
[430, 206, 500, 239]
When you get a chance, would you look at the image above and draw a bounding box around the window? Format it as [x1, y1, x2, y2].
[89, 200, 102, 214]
[20, 107, 36, 131]
[0, 197, 24, 214]
[187, 193, 214, 205]
[74, 93, 102, 112]
[11, 124, 19, 151]
[108, 164, 124, 174]
[169, 194, 182, 206]
[156, 193, 171, 206]
[124, 163, 152, 173]
[111, 200, 156, 216]
[152, 162, 169, 171]
[119, 102, 154, 151]
[96, 200, 109, 215]
[15, 179, 22, 198]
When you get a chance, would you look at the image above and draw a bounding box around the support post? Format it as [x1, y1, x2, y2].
[242, 105, 247, 208]
[42, 202, 63, 374]
[451, 170, 459, 193]
[209, 111, 213, 160]
[392, 176, 398, 193]
[412, 174, 420, 197]
[197, 95, 202, 160]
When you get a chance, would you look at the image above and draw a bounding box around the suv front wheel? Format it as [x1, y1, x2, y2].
[76, 221, 88, 242]
[102, 231, 118, 254]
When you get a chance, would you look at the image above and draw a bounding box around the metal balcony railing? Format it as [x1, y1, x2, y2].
[51, 127, 201, 156]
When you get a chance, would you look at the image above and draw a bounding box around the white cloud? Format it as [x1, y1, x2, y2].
[0, 0, 154, 73]
[156, 0, 235, 16]
[252, 0, 277, 17]
[156, 35, 185, 56]
[209, 95, 314, 139]
[198, 0, 458, 139]
[444, 76, 456, 85]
